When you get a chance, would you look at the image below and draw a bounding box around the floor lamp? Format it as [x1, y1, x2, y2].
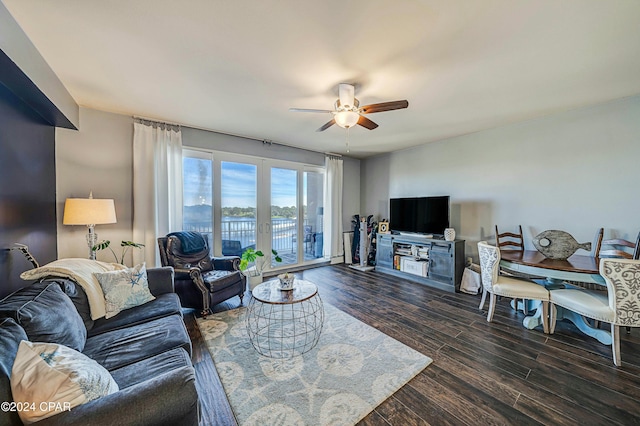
[63, 193, 117, 260]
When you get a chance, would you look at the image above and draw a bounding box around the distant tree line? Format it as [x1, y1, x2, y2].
[221, 206, 298, 218]
[270, 206, 297, 219]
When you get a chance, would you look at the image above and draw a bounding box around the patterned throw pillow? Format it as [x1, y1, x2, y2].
[11, 340, 119, 424]
[93, 263, 155, 319]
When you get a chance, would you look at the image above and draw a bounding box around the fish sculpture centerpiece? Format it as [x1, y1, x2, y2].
[532, 230, 591, 260]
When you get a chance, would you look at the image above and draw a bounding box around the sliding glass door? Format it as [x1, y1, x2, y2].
[303, 169, 324, 260]
[182, 150, 214, 252]
[220, 161, 258, 257]
[270, 167, 298, 267]
[182, 149, 325, 272]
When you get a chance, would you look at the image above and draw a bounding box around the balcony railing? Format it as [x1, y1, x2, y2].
[184, 218, 300, 253]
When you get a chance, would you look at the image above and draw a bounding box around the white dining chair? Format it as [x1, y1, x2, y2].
[477, 241, 550, 333]
[549, 258, 640, 366]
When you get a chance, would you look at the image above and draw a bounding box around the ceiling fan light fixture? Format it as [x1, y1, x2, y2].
[334, 111, 359, 128]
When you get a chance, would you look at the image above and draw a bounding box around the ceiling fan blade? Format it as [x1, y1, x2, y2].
[316, 118, 336, 132]
[359, 100, 409, 114]
[289, 108, 334, 113]
[338, 83, 355, 109]
[357, 115, 378, 130]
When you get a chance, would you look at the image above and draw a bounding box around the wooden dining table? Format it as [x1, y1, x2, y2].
[499, 250, 611, 345]
[500, 250, 604, 285]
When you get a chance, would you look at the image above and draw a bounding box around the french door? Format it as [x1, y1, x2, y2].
[182, 149, 325, 273]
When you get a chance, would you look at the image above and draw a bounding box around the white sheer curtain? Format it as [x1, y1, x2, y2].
[323, 155, 344, 263]
[132, 121, 183, 266]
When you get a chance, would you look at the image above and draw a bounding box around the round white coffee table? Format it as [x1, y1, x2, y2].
[246, 279, 324, 358]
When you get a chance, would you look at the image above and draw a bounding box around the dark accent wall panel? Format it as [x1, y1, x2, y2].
[0, 82, 57, 298]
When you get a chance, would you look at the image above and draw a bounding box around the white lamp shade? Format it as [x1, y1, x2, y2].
[63, 198, 117, 225]
[335, 111, 360, 128]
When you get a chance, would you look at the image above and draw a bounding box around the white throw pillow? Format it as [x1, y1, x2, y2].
[10, 340, 119, 424]
[20, 258, 127, 320]
[93, 263, 155, 319]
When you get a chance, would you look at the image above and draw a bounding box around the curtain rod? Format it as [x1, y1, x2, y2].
[133, 115, 181, 127]
[132, 115, 342, 158]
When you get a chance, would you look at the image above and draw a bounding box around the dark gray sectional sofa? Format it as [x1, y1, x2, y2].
[0, 266, 199, 425]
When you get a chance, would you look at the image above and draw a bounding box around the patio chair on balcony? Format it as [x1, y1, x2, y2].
[292, 225, 315, 253]
[222, 239, 254, 257]
[158, 231, 245, 317]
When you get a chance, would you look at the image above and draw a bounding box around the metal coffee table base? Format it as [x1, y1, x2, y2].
[246, 281, 324, 358]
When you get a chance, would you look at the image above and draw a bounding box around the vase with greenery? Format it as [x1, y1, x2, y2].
[239, 247, 282, 289]
[92, 240, 145, 265]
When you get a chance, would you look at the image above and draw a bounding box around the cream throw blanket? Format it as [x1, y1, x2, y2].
[20, 258, 127, 320]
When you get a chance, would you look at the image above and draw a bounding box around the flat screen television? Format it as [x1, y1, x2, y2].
[389, 196, 450, 236]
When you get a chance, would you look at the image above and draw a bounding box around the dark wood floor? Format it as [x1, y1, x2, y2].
[186, 264, 640, 425]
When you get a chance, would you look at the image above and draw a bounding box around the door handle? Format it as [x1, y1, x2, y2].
[258, 223, 263, 234]
[265, 222, 271, 234]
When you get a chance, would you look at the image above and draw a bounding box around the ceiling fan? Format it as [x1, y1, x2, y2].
[290, 83, 409, 132]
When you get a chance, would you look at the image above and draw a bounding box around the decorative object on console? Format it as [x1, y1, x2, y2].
[63, 192, 117, 260]
[532, 229, 591, 260]
[378, 221, 390, 234]
[444, 227, 456, 241]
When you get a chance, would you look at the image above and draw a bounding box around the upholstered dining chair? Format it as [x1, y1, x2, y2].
[480, 225, 525, 311]
[549, 258, 640, 366]
[591, 229, 639, 334]
[477, 241, 550, 333]
[158, 232, 245, 317]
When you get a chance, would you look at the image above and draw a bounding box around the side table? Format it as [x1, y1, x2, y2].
[246, 279, 324, 358]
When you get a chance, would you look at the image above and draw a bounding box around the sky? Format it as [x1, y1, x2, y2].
[183, 158, 299, 207]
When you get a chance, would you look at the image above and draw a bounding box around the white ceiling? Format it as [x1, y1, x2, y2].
[4, 0, 640, 158]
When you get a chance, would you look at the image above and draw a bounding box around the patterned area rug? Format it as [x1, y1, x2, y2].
[197, 303, 432, 425]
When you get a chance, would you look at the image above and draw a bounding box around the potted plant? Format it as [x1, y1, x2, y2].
[92, 240, 145, 265]
[239, 247, 282, 290]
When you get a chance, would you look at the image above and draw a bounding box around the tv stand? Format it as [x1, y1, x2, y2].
[375, 234, 464, 292]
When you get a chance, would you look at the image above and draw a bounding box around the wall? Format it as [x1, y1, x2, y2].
[0, 84, 57, 297]
[56, 108, 135, 263]
[183, 127, 326, 166]
[362, 95, 640, 259]
[342, 157, 361, 233]
[56, 108, 361, 263]
[0, 5, 78, 297]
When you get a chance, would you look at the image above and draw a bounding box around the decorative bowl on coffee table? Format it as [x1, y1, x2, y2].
[277, 273, 295, 290]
